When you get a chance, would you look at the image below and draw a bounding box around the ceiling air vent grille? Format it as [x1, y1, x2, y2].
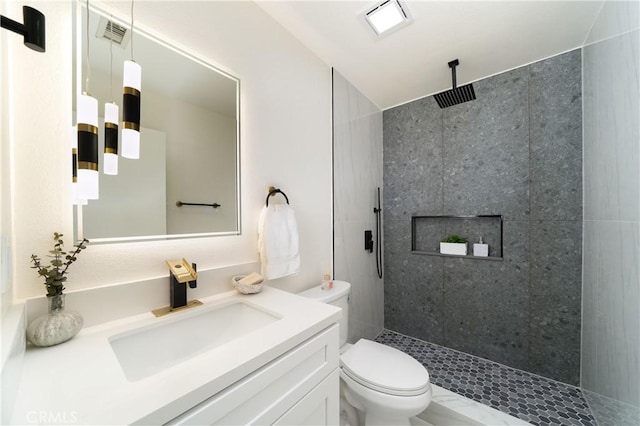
[96, 17, 131, 48]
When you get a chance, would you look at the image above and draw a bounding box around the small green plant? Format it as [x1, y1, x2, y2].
[30, 233, 89, 297]
[441, 234, 468, 244]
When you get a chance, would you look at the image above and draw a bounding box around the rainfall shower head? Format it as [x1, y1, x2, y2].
[433, 59, 476, 109]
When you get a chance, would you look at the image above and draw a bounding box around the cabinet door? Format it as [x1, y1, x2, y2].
[167, 324, 339, 425]
[274, 369, 339, 426]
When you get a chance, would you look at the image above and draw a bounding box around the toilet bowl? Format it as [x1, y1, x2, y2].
[340, 338, 432, 425]
[299, 281, 432, 426]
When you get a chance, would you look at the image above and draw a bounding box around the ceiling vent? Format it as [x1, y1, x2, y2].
[95, 17, 131, 48]
[363, 0, 413, 38]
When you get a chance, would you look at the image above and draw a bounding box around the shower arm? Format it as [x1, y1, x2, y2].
[448, 59, 459, 89]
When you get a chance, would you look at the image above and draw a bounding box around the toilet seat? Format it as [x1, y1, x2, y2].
[340, 339, 430, 397]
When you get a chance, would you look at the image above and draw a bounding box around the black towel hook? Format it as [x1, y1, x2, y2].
[266, 186, 290, 207]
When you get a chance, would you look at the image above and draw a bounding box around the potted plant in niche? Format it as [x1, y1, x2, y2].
[27, 232, 89, 347]
[440, 234, 468, 256]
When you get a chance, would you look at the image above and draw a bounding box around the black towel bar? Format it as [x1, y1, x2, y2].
[266, 188, 289, 207]
[176, 201, 221, 208]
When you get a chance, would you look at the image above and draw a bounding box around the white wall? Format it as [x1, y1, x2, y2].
[581, 0, 640, 417]
[2, 1, 65, 422]
[332, 70, 384, 342]
[1, 0, 13, 318]
[8, 0, 332, 300]
[7, 0, 73, 298]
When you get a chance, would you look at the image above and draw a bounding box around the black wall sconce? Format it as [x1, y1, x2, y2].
[1, 5, 46, 52]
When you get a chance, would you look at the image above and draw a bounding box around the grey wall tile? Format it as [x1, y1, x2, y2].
[442, 261, 529, 370]
[384, 218, 445, 344]
[333, 71, 384, 344]
[580, 221, 598, 391]
[502, 220, 530, 274]
[582, 9, 640, 409]
[383, 51, 583, 385]
[529, 49, 583, 221]
[529, 220, 583, 385]
[594, 221, 640, 405]
[583, 31, 640, 222]
[442, 220, 529, 370]
[582, 43, 598, 222]
[443, 66, 530, 221]
[383, 98, 443, 220]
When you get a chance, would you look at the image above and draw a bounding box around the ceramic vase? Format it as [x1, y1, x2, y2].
[26, 294, 83, 347]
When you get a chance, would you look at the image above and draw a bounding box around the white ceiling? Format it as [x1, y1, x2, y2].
[256, 0, 604, 110]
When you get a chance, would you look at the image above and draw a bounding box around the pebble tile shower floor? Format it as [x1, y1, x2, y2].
[374, 329, 598, 426]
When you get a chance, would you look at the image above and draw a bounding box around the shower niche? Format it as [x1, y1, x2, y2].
[411, 215, 503, 260]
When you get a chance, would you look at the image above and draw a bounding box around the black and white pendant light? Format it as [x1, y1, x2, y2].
[103, 101, 119, 174]
[77, 93, 99, 200]
[121, 0, 141, 159]
[70, 125, 87, 206]
[74, 0, 144, 204]
[76, 0, 99, 200]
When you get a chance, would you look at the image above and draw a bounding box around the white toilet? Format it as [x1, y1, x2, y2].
[299, 281, 432, 426]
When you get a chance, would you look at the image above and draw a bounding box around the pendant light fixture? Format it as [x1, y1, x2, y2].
[121, 0, 141, 159]
[70, 126, 88, 206]
[104, 102, 118, 174]
[77, 0, 99, 200]
[103, 19, 118, 175]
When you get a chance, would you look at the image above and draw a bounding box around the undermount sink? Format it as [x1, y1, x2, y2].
[109, 299, 281, 381]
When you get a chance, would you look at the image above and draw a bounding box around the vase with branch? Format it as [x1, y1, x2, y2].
[26, 233, 89, 347]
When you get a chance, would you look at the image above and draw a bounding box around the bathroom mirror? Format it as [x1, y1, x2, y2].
[74, 3, 240, 243]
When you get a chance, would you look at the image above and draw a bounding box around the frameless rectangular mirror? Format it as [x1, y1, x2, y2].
[74, 2, 240, 243]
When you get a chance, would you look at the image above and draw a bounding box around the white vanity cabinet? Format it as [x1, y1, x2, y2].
[166, 324, 340, 425]
[12, 288, 342, 425]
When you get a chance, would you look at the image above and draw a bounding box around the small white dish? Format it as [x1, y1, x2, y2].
[232, 275, 264, 295]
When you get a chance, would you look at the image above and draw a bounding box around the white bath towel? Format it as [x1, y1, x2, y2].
[258, 204, 300, 279]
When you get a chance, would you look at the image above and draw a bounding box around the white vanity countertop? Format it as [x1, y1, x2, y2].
[11, 287, 341, 425]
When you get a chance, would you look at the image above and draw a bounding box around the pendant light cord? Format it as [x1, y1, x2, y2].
[109, 15, 113, 101]
[84, 0, 90, 94]
[130, 0, 135, 61]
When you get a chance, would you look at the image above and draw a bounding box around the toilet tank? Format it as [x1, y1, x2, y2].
[298, 280, 350, 347]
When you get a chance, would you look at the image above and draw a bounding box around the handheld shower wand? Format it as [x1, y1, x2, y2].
[373, 187, 383, 279]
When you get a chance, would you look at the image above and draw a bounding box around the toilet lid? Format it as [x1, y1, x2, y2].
[340, 339, 430, 396]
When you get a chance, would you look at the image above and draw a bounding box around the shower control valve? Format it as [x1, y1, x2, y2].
[364, 230, 374, 253]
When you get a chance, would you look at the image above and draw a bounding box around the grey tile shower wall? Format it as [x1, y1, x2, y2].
[528, 221, 582, 384]
[442, 66, 530, 221]
[332, 70, 384, 343]
[383, 96, 444, 220]
[581, 0, 640, 410]
[383, 49, 582, 385]
[442, 220, 530, 371]
[529, 51, 583, 221]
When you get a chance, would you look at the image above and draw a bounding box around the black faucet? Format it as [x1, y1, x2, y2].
[170, 262, 197, 309]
